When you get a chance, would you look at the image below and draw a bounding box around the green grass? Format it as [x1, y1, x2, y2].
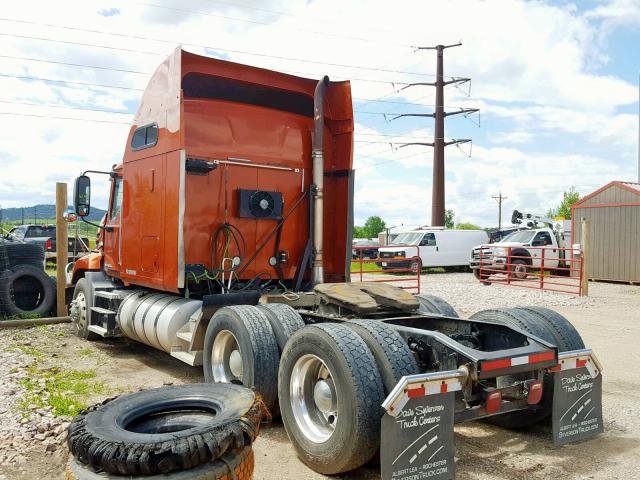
[350, 261, 380, 273]
[18, 366, 108, 417]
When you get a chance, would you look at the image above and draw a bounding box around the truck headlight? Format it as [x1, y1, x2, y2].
[496, 247, 507, 256]
[395, 251, 406, 258]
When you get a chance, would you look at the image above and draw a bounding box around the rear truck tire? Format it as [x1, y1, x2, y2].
[346, 319, 419, 394]
[469, 308, 571, 429]
[0, 265, 55, 316]
[203, 305, 280, 413]
[277, 323, 385, 474]
[67, 383, 261, 476]
[510, 258, 529, 279]
[70, 278, 100, 341]
[415, 293, 459, 317]
[67, 445, 254, 480]
[514, 306, 584, 351]
[256, 303, 305, 353]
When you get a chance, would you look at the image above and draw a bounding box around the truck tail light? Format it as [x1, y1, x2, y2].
[485, 391, 502, 415]
[527, 380, 544, 405]
[45, 239, 52, 251]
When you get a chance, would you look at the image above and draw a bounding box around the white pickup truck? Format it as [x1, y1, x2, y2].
[470, 211, 572, 280]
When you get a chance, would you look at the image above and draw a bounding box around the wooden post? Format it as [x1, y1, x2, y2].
[56, 183, 68, 316]
[581, 217, 589, 297]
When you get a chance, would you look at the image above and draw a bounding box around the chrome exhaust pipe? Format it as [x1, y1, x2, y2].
[312, 76, 329, 285]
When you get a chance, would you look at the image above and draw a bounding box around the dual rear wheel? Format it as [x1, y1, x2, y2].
[202, 304, 418, 475]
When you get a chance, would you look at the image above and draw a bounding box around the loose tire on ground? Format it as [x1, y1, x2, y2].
[0, 243, 45, 271]
[278, 323, 385, 475]
[256, 303, 305, 352]
[0, 265, 55, 316]
[469, 307, 576, 428]
[70, 278, 100, 340]
[346, 319, 419, 393]
[415, 293, 459, 317]
[67, 383, 261, 476]
[203, 305, 280, 412]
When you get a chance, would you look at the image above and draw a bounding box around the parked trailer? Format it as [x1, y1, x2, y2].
[67, 48, 603, 479]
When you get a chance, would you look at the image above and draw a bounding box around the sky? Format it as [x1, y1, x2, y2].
[0, 0, 638, 228]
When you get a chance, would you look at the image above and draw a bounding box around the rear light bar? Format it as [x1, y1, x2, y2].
[549, 349, 603, 378]
[480, 350, 556, 373]
[382, 367, 469, 416]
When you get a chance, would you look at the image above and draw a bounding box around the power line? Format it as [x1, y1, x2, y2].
[0, 111, 129, 124]
[0, 20, 435, 77]
[0, 73, 144, 91]
[0, 71, 438, 110]
[0, 99, 132, 115]
[0, 54, 417, 87]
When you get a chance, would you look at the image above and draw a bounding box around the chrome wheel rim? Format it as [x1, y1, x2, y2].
[73, 291, 87, 334]
[212, 330, 243, 382]
[290, 354, 338, 443]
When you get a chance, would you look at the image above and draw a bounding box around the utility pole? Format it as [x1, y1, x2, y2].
[492, 193, 507, 230]
[393, 42, 478, 227]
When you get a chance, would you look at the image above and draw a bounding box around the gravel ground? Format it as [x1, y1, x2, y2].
[0, 347, 69, 477]
[0, 273, 638, 479]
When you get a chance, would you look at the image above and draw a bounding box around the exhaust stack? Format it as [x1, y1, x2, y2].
[312, 76, 329, 285]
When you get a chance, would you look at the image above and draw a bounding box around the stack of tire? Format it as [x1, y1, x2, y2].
[66, 383, 262, 479]
[0, 242, 56, 317]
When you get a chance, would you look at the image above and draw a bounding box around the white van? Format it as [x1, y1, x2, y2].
[378, 228, 489, 269]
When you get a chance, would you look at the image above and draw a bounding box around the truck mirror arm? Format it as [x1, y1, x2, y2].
[80, 216, 113, 233]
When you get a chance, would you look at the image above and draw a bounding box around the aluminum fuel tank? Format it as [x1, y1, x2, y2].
[117, 291, 202, 352]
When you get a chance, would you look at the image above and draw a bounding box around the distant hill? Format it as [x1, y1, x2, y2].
[0, 204, 107, 223]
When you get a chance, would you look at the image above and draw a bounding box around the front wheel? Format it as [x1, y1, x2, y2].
[70, 278, 99, 341]
[278, 323, 384, 475]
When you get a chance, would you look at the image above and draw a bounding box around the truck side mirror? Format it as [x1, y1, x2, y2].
[74, 175, 91, 217]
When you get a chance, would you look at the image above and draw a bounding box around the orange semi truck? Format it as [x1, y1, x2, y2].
[69, 48, 603, 478]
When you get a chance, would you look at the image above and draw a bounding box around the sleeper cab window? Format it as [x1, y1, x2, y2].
[131, 124, 158, 151]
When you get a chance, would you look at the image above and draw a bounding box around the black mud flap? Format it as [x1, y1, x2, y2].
[552, 349, 604, 446]
[381, 371, 464, 480]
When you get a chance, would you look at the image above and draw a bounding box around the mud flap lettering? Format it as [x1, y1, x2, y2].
[381, 392, 455, 480]
[552, 364, 603, 445]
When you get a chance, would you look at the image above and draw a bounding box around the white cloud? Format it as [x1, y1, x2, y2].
[0, 0, 637, 228]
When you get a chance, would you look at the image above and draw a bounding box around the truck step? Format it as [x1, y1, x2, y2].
[176, 330, 194, 343]
[170, 350, 203, 366]
[94, 291, 124, 300]
[90, 306, 116, 315]
[87, 325, 109, 337]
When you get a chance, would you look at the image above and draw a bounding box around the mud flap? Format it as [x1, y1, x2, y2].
[551, 349, 604, 445]
[381, 370, 466, 480]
